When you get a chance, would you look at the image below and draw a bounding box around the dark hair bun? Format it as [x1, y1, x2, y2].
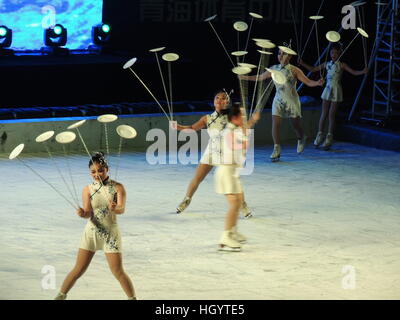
[89, 151, 108, 168]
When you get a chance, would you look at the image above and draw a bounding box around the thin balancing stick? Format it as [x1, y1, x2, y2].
[104, 123, 110, 156]
[314, 21, 322, 78]
[337, 33, 360, 62]
[154, 52, 171, 116]
[357, 7, 368, 67]
[114, 137, 123, 181]
[249, 53, 264, 118]
[288, 0, 300, 56]
[17, 158, 77, 210]
[62, 145, 80, 206]
[74, 127, 111, 202]
[207, 21, 236, 67]
[167, 62, 174, 120]
[242, 18, 254, 62]
[300, 0, 326, 58]
[44, 144, 78, 207]
[299, 0, 305, 55]
[127, 67, 171, 121]
[255, 80, 274, 111]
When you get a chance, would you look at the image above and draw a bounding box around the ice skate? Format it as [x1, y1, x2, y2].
[314, 131, 324, 147]
[241, 201, 252, 218]
[218, 231, 242, 252]
[270, 144, 281, 162]
[54, 292, 67, 300]
[297, 135, 307, 154]
[176, 196, 191, 214]
[231, 226, 247, 243]
[322, 133, 333, 150]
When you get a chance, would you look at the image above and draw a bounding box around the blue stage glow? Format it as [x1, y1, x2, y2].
[0, 0, 103, 50]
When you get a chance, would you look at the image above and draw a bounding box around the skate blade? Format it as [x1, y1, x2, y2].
[271, 157, 280, 162]
[244, 213, 253, 219]
[218, 245, 241, 252]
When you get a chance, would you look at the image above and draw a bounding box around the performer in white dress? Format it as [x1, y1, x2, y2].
[241, 47, 324, 161]
[215, 104, 249, 252]
[299, 44, 368, 149]
[54, 152, 136, 300]
[174, 91, 260, 215]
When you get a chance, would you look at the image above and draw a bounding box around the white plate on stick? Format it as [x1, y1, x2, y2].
[309, 15, 324, 20]
[231, 51, 248, 57]
[9, 144, 24, 160]
[56, 131, 76, 144]
[266, 68, 287, 85]
[123, 57, 137, 69]
[67, 120, 86, 130]
[238, 63, 257, 69]
[204, 14, 217, 22]
[252, 38, 271, 42]
[278, 45, 298, 55]
[149, 47, 165, 53]
[249, 12, 263, 19]
[256, 41, 276, 49]
[233, 21, 248, 32]
[258, 50, 273, 55]
[357, 27, 369, 38]
[98, 114, 118, 123]
[116, 125, 137, 139]
[35, 131, 55, 143]
[232, 66, 252, 75]
[162, 53, 180, 62]
[326, 31, 341, 43]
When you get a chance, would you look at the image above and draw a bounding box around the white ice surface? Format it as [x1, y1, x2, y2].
[0, 142, 399, 300]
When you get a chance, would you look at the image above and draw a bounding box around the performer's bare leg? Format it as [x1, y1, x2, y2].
[185, 164, 213, 198]
[59, 249, 95, 295]
[105, 252, 136, 299]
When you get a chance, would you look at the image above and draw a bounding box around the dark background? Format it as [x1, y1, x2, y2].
[0, 0, 376, 111]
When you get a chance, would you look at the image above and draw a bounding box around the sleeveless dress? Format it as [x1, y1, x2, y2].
[214, 123, 247, 194]
[270, 63, 302, 118]
[79, 179, 122, 253]
[199, 111, 228, 165]
[321, 60, 343, 102]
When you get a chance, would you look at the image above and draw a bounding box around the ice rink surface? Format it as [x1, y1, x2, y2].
[0, 142, 399, 300]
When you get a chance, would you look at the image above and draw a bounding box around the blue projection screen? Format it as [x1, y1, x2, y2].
[0, 0, 103, 50]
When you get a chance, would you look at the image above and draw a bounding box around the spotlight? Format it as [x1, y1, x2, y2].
[0, 25, 14, 56]
[89, 23, 112, 53]
[42, 24, 69, 55]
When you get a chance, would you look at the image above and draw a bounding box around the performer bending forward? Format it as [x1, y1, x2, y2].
[55, 152, 136, 300]
[175, 91, 259, 215]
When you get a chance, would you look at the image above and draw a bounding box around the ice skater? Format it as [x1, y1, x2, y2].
[298, 43, 368, 149]
[216, 103, 249, 252]
[55, 152, 136, 300]
[240, 46, 324, 161]
[174, 90, 259, 215]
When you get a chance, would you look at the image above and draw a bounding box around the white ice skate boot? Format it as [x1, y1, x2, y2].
[219, 231, 242, 252]
[322, 133, 333, 150]
[314, 131, 324, 147]
[231, 226, 247, 243]
[54, 292, 67, 300]
[176, 196, 191, 214]
[297, 135, 307, 154]
[241, 201, 252, 218]
[270, 144, 281, 162]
